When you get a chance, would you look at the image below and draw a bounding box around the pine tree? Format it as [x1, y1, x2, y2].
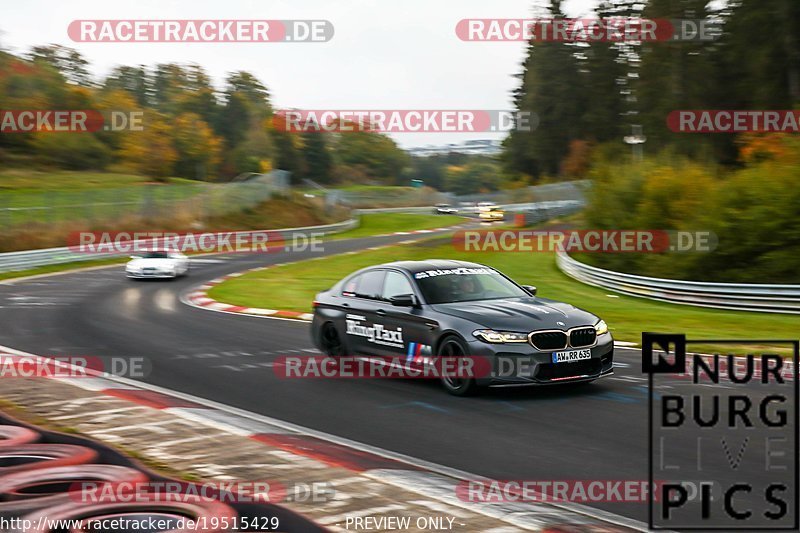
[636, 0, 716, 157]
[504, 0, 586, 179]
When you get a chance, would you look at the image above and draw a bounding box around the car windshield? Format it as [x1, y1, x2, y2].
[413, 267, 529, 304]
[142, 251, 170, 259]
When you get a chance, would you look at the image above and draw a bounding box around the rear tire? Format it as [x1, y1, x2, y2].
[320, 322, 346, 357]
[437, 336, 479, 396]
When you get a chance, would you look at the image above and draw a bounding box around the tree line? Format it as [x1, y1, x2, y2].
[502, 0, 799, 282]
[0, 44, 409, 184]
[502, 0, 800, 180]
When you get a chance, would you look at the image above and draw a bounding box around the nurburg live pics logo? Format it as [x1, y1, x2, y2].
[643, 332, 799, 530]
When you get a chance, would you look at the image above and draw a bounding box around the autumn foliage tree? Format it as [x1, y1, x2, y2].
[119, 115, 178, 180]
[171, 113, 221, 180]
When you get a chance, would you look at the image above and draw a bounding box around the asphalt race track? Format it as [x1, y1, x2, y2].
[0, 230, 794, 525]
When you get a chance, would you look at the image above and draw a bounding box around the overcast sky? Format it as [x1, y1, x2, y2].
[1, 0, 600, 147]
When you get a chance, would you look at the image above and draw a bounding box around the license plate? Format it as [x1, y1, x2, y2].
[552, 349, 591, 363]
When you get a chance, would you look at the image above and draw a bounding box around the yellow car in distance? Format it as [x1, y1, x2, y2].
[478, 204, 505, 222]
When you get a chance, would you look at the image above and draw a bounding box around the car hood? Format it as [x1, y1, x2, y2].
[430, 297, 598, 331]
[127, 258, 177, 269]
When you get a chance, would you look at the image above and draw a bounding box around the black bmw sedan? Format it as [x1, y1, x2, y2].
[311, 259, 613, 395]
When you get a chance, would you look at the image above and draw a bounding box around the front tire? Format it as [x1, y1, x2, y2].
[437, 336, 479, 396]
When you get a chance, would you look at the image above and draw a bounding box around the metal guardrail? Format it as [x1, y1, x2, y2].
[556, 250, 800, 314]
[0, 198, 580, 274]
[353, 206, 438, 215]
[0, 219, 358, 274]
[355, 200, 584, 217]
[448, 180, 590, 205]
[328, 180, 590, 209]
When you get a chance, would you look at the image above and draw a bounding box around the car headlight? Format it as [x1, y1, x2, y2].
[473, 330, 529, 343]
[594, 320, 609, 335]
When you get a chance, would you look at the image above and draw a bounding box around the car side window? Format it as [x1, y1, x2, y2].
[383, 271, 414, 301]
[355, 270, 385, 300]
[342, 274, 362, 297]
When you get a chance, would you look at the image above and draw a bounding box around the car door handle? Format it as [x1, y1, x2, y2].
[341, 303, 350, 308]
[375, 309, 386, 316]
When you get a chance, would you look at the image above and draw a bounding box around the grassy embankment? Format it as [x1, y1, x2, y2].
[208, 237, 798, 354]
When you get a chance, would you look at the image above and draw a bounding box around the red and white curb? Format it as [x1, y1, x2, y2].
[0, 344, 649, 532]
[184, 274, 315, 321]
[181, 224, 471, 322]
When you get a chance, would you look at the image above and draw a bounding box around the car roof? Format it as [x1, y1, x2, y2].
[372, 259, 490, 274]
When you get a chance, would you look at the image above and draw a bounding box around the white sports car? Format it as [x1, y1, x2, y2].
[126, 250, 189, 279]
[434, 203, 459, 215]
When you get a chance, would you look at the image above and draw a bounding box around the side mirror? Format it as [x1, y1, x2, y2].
[521, 285, 537, 296]
[389, 294, 418, 307]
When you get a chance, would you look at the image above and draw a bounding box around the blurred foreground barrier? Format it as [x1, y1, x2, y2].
[0, 417, 327, 531]
[0, 445, 97, 477]
[556, 249, 800, 314]
[0, 464, 148, 517]
[0, 427, 39, 447]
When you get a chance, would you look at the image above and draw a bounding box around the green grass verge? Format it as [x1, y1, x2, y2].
[0, 169, 196, 192]
[208, 238, 799, 354]
[0, 170, 204, 226]
[330, 213, 464, 240]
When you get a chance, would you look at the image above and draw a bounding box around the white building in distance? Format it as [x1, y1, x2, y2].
[407, 139, 502, 157]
